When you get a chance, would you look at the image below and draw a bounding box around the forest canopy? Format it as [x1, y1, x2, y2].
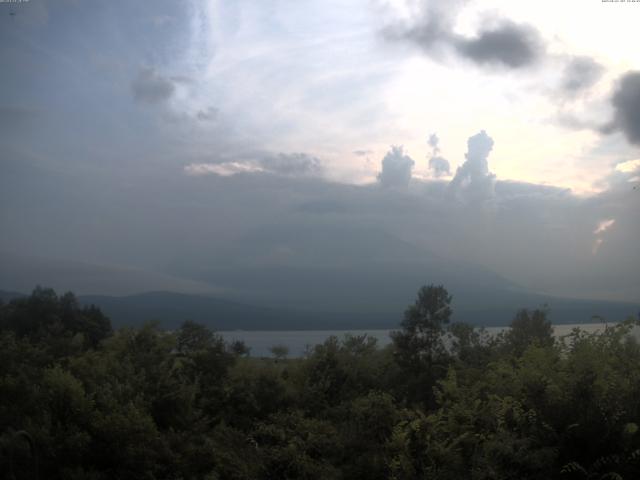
[1, 285, 640, 479]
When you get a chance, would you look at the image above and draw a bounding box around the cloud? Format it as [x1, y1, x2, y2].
[185, 162, 264, 177]
[555, 112, 601, 131]
[592, 218, 615, 255]
[353, 149, 373, 157]
[594, 218, 615, 235]
[615, 159, 640, 173]
[449, 130, 496, 201]
[427, 133, 450, 177]
[196, 106, 218, 122]
[429, 156, 451, 177]
[388, 5, 542, 70]
[2, 0, 639, 308]
[262, 153, 323, 176]
[560, 56, 604, 95]
[453, 21, 541, 69]
[610, 71, 640, 145]
[390, 2, 452, 54]
[131, 67, 176, 104]
[377, 145, 415, 187]
[4, 130, 640, 305]
[428, 133, 440, 152]
[184, 152, 322, 178]
[551, 57, 605, 132]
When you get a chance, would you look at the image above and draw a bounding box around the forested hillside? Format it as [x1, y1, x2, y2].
[1, 286, 640, 479]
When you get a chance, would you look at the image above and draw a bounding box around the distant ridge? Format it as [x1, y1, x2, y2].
[2, 289, 637, 331]
[0, 289, 25, 303]
[77, 291, 375, 331]
[1, 230, 637, 330]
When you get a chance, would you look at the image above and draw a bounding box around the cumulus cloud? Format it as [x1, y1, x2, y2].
[377, 145, 415, 187]
[429, 156, 451, 177]
[185, 152, 322, 178]
[428, 133, 440, 152]
[131, 68, 176, 104]
[449, 130, 496, 201]
[560, 56, 604, 95]
[427, 133, 450, 177]
[388, 4, 542, 70]
[610, 71, 640, 145]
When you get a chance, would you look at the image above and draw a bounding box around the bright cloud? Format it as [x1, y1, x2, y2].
[615, 159, 640, 173]
[185, 162, 265, 177]
[592, 218, 616, 255]
[593, 218, 615, 235]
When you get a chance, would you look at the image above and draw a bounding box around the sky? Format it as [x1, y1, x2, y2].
[0, 0, 639, 307]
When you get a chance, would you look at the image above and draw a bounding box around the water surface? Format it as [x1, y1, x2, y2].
[220, 322, 629, 357]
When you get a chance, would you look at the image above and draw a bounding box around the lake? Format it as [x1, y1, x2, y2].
[219, 322, 634, 358]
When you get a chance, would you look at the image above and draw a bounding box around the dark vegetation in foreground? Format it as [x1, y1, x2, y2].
[1, 286, 640, 479]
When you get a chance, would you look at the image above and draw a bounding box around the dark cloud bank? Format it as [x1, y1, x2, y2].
[610, 71, 640, 145]
[2, 128, 639, 328]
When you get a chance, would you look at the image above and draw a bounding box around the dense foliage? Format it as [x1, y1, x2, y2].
[1, 286, 639, 479]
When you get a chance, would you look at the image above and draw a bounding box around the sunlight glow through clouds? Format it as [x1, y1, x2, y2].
[177, 0, 640, 193]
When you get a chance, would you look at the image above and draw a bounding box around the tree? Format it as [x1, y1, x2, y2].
[228, 339, 251, 357]
[269, 344, 290, 362]
[175, 321, 234, 420]
[391, 285, 452, 371]
[391, 285, 452, 406]
[176, 320, 217, 354]
[504, 308, 554, 356]
[448, 322, 493, 367]
[0, 287, 112, 352]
